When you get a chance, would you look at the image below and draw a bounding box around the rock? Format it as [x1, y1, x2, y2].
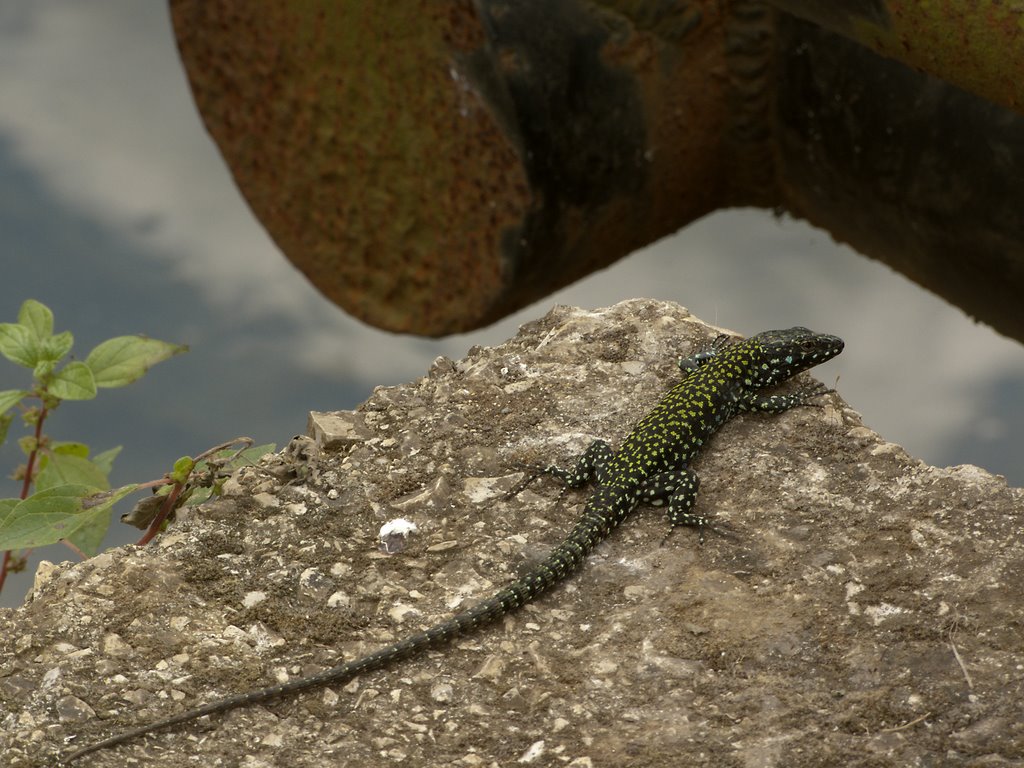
[1, 300, 1021, 766]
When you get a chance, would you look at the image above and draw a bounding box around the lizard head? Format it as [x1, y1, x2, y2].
[741, 326, 844, 388]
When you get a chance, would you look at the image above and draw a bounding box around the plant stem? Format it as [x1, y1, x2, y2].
[0, 406, 49, 592]
[0, 550, 10, 592]
[136, 481, 185, 546]
[20, 405, 48, 500]
[63, 539, 87, 559]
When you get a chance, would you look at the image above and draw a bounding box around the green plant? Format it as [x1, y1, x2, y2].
[0, 299, 191, 592]
[118, 437, 274, 545]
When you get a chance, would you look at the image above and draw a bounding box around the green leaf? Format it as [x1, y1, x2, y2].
[48, 361, 97, 401]
[236, 443, 276, 466]
[182, 486, 215, 507]
[92, 446, 121, 476]
[0, 483, 137, 553]
[32, 359, 56, 382]
[0, 323, 39, 368]
[193, 443, 275, 475]
[85, 336, 187, 388]
[17, 299, 54, 340]
[0, 498, 16, 542]
[67, 486, 138, 555]
[120, 493, 165, 530]
[35, 452, 111, 492]
[171, 456, 195, 483]
[0, 389, 27, 416]
[51, 441, 90, 458]
[40, 330, 74, 363]
[0, 414, 11, 446]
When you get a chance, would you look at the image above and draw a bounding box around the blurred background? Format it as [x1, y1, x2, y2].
[1, 1, 1021, 605]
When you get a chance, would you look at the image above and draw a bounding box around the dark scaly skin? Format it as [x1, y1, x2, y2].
[64, 327, 844, 762]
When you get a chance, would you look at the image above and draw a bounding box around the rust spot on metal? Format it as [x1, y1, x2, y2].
[171, 0, 732, 335]
[172, 1, 530, 335]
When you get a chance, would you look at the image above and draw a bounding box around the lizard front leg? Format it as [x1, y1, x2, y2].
[737, 381, 831, 414]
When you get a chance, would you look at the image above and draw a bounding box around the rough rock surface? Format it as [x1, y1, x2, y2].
[1, 300, 1021, 767]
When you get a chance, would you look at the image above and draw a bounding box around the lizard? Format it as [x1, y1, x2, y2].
[63, 325, 844, 762]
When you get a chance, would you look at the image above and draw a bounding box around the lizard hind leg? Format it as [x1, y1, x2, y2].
[637, 467, 715, 544]
[548, 439, 615, 487]
[505, 439, 614, 500]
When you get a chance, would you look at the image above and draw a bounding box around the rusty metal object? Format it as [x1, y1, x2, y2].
[171, 2, 521, 334]
[170, 1, 1024, 340]
[766, 0, 1024, 115]
[170, 1, 731, 335]
[775, 14, 1024, 341]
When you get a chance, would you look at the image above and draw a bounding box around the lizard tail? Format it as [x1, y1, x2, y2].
[64, 502, 620, 763]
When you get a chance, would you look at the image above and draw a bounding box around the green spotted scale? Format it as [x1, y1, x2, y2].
[65, 326, 844, 762]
